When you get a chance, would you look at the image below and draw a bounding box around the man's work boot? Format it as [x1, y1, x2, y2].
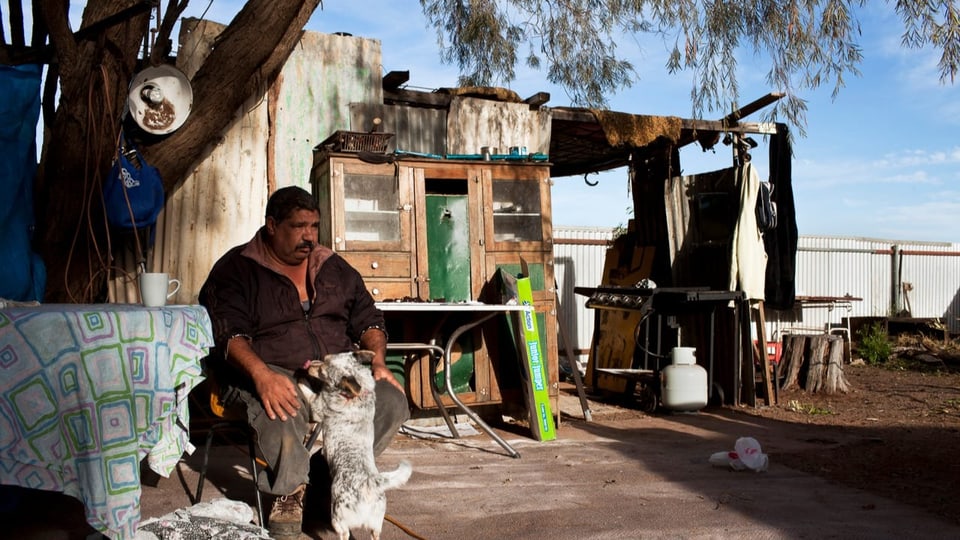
[268, 483, 306, 539]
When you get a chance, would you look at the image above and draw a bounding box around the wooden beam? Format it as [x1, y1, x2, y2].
[680, 120, 780, 135]
[754, 302, 777, 406]
[551, 108, 780, 136]
[382, 70, 410, 91]
[383, 87, 452, 109]
[722, 92, 785, 124]
[550, 108, 598, 123]
[523, 91, 550, 108]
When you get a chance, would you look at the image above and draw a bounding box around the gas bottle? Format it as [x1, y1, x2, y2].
[661, 347, 708, 411]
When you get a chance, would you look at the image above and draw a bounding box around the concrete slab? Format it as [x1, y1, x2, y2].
[6, 386, 960, 539]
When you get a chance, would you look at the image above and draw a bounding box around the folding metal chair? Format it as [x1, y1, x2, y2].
[194, 381, 265, 526]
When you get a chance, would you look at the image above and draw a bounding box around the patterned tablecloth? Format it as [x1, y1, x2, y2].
[0, 304, 212, 539]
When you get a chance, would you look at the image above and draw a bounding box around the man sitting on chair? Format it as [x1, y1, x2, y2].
[199, 186, 408, 539]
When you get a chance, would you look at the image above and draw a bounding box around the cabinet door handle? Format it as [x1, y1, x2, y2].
[371, 261, 379, 269]
[371, 288, 381, 296]
[400, 204, 413, 212]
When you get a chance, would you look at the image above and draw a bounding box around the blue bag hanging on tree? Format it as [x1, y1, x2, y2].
[103, 131, 165, 230]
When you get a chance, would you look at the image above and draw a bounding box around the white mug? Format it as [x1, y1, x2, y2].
[140, 272, 181, 307]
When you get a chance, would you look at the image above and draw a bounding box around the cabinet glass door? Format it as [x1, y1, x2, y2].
[491, 179, 543, 243]
[343, 172, 401, 245]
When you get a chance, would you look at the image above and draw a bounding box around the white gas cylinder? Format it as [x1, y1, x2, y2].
[661, 347, 708, 411]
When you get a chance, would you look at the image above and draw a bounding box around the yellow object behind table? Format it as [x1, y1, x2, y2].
[585, 225, 656, 393]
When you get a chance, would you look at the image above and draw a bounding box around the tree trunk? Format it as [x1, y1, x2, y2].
[34, 0, 322, 302]
[34, 0, 150, 302]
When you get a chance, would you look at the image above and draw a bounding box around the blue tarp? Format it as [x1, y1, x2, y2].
[0, 64, 46, 301]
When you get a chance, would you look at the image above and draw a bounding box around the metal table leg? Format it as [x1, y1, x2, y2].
[386, 343, 457, 436]
[441, 312, 521, 458]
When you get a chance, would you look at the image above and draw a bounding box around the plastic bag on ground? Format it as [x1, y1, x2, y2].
[709, 436, 769, 472]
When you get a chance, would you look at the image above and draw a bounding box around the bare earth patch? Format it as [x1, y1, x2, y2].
[732, 359, 960, 524]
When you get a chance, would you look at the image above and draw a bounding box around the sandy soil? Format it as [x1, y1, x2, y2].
[731, 351, 960, 525]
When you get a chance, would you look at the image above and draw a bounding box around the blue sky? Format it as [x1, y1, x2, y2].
[176, 2, 958, 243]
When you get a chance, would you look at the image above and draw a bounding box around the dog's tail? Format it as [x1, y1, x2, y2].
[376, 460, 412, 491]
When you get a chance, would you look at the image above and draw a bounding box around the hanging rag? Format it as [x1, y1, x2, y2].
[728, 162, 767, 300]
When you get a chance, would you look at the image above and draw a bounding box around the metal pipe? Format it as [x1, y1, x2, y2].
[798, 246, 893, 254]
[443, 312, 521, 458]
[891, 244, 901, 314]
[898, 249, 960, 256]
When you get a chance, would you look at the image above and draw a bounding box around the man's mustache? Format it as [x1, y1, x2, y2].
[296, 241, 314, 250]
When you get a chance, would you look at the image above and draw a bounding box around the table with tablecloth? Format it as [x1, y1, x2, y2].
[0, 304, 212, 539]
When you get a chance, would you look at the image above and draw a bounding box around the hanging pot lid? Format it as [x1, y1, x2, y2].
[127, 64, 193, 135]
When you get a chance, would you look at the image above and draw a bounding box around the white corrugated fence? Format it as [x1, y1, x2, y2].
[553, 228, 960, 371]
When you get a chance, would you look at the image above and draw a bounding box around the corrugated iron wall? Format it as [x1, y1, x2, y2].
[349, 103, 448, 156]
[899, 244, 960, 333]
[553, 226, 615, 370]
[553, 230, 960, 369]
[768, 235, 960, 338]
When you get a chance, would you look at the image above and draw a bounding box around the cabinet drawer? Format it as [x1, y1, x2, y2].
[364, 280, 416, 301]
[340, 252, 411, 278]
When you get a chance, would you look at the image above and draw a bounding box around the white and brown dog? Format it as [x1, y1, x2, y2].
[299, 351, 411, 540]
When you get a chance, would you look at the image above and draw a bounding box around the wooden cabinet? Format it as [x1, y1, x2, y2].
[312, 153, 553, 300]
[313, 156, 418, 300]
[311, 151, 558, 412]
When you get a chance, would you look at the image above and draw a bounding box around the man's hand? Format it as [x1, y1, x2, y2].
[252, 366, 302, 421]
[359, 327, 403, 393]
[225, 336, 302, 421]
[372, 363, 404, 393]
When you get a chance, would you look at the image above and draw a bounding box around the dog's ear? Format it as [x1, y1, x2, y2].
[355, 350, 375, 365]
[315, 358, 332, 383]
[337, 375, 362, 398]
[305, 359, 323, 379]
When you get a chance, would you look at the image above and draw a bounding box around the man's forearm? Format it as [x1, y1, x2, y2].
[225, 336, 273, 381]
[359, 327, 388, 369]
[225, 335, 304, 420]
[359, 327, 403, 391]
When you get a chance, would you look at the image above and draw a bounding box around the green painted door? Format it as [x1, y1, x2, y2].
[426, 194, 473, 394]
[425, 195, 471, 302]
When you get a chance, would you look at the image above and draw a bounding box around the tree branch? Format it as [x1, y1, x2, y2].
[150, 0, 189, 63]
[3, 0, 154, 64]
[143, 0, 322, 190]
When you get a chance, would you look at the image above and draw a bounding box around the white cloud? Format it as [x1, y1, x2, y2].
[875, 148, 960, 168]
[879, 198, 960, 230]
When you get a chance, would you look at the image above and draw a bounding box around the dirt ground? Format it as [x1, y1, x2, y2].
[727, 337, 960, 526]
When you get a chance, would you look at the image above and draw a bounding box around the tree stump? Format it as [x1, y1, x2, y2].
[778, 334, 850, 394]
[823, 337, 850, 393]
[779, 335, 808, 390]
[806, 335, 830, 393]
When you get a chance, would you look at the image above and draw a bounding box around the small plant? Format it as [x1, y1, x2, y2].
[610, 207, 634, 241]
[857, 323, 892, 365]
[786, 399, 834, 415]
